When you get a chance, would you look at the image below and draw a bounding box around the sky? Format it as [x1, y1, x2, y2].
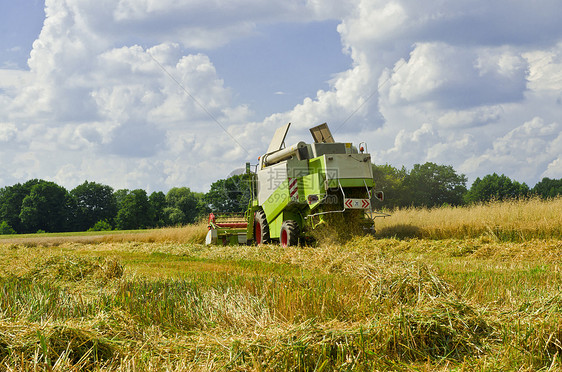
[1, 0, 561, 193]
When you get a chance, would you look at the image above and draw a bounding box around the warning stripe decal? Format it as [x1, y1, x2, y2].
[289, 178, 298, 200]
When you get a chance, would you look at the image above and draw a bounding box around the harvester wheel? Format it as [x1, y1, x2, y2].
[280, 220, 299, 247]
[254, 210, 270, 245]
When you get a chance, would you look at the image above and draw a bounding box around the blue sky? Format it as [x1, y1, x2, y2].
[207, 20, 352, 119]
[1, 0, 561, 193]
[0, 1, 43, 69]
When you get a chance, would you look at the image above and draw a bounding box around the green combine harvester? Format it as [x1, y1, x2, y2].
[205, 122, 383, 247]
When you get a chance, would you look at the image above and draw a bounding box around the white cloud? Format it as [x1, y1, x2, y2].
[461, 117, 561, 183]
[1, 0, 562, 193]
[0, 0, 263, 191]
[543, 158, 562, 179]
[0, 69, 32, 92]
[0, 123, 17, 142]
[267, 0, 562, 186]
[525, 43, 562, 92]
[387, 123, 438, 161]
[107, 0, 333, 48]
[436, 106, 503, 129]
[378, 43, 528, 110]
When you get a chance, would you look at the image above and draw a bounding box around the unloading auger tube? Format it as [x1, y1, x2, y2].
[261, 142, 307, 167]
[205, 122, 386, 247]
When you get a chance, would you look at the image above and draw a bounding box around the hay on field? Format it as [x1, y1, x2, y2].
[0, 333, 9, 361]
[101, 223, 208, 244]
[386, 297, 492, 361]
[0, 322, 117, 370]
[361, 262, 454, 305]
[0, 222, 209, 248]
[39, 325, 115, 366]
[28, 255, 124, 282]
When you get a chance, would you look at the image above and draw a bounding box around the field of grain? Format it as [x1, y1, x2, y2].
[0, 197, 561, 371]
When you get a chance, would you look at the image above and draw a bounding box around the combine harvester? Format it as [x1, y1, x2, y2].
[206, 123, 384, 247]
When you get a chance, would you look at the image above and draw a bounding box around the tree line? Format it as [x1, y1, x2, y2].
[0, 180, 208, 234]
[1, 164, 561, 234]
[371, 162, 561, 209]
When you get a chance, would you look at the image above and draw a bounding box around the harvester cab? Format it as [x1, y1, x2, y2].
[206, 122, 383, 247]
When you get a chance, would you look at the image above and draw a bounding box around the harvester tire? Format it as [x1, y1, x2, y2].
[254, 210, 270, 245]
[280, 220, 299, 247]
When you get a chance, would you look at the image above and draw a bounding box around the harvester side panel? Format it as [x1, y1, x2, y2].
[327, 178, 374, 188]
[261, 177, 305, 224]
[302, 172, 326, 210]
[323, 154, 373, 181]
[305, 153, 373, 194]
[257, 158, 308, 206]
[307, 156, 326, 174]
[257, 161, 286, 205]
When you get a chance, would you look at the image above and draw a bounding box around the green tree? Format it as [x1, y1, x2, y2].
[19, 181, 72, 232]
[165, 187, 205, 225]
[88, 220, 113, 231]
[372, 164, 408, 209]
[204, 174, 252, 213]
[149, 191, 167, 227]
[464, 173, 529, 203]
[401, 162, 468, 208]
[114, 189, 130, 210]
[193, 192, 208, 220]
[163, 206, 186, 226]
[71, 181, 117, 231]
[0, 221, 16, 235]
[532, 177, 562, 198]
[0, 179, 42, 233]
[115, 189, 154, 230]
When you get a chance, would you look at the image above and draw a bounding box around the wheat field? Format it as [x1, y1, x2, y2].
[373, 196, 562, 240]
[0, 197, 561, 371]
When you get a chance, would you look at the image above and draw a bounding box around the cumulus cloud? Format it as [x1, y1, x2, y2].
[544, 158, 562, 179]
[0, 0, 264, 190]
[461, 118, 561, 182]
[271, 0, 562, 185]
[1, 0, 561, 193]
[0, 122, 17, 142]
[380, 43, 528, 109]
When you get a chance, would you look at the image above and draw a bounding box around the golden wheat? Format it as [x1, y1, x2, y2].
[100, 223, 208, 244]
[1, 198, 562, 370]
[374, 196, 562, 240]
